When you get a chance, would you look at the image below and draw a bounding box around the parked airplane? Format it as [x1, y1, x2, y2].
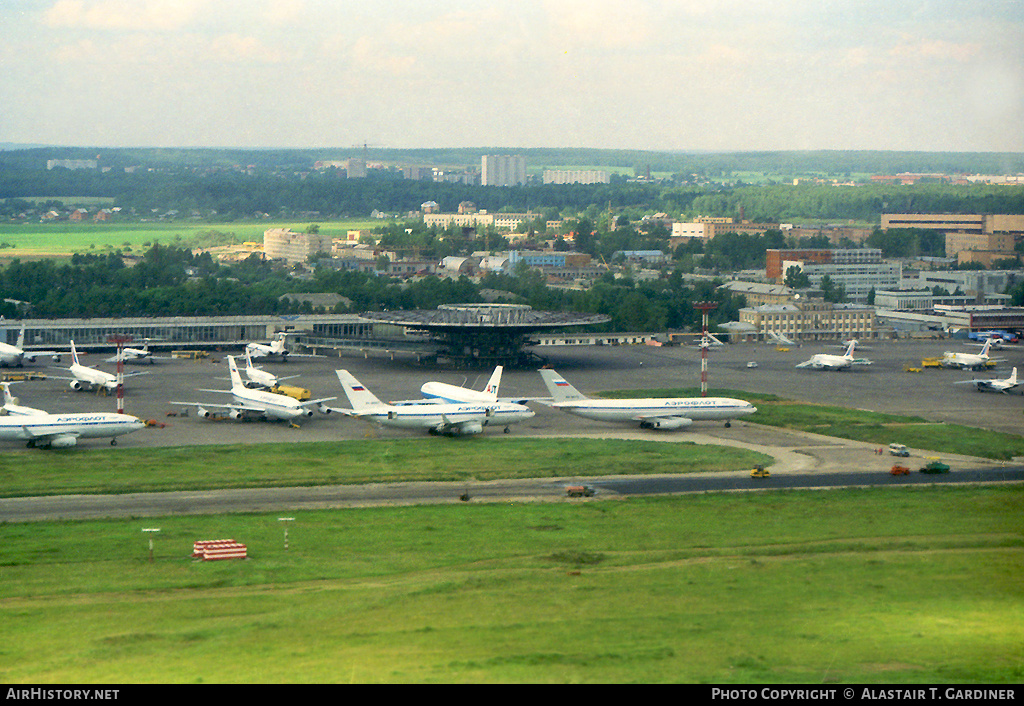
[61, 341, 147, 392]
[795, 340, 872, 370]
[242, 350, 300, 390]
[335, 370, 535, 435]
[954, 367, 1019, 393]
[414, 366, 525, 405]
[0, 382, 47, 416]
[941, 339, 1002, 370]
[171, 355, 334, 422]
[246, 332, 291, 361]
[0, 384, 145, 448]
[105, 340, 169, 365]
[537, 369, 757, 430]
[0, 326, 62, 367]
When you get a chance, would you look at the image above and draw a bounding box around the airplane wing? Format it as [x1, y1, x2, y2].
[22, 350, 63, 363]
[20, 425, 81, 444]
[850, 358, 873, 366]
[795, 360, 816, 369]
[299, 397, 337, 413]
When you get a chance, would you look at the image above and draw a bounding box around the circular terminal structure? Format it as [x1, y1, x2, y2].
[360, 303, 610, 368]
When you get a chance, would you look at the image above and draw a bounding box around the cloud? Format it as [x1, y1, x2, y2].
[42, 0, 203, 32]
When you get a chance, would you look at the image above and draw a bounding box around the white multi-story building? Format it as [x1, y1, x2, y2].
[542, 169, 610, 185]
[263, 228, 331, 264]
[481, 154, 526, 186]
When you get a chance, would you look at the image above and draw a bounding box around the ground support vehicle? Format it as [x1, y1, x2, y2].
[890, 464, 910, 475]
[919, 459, 951, 474]
[750, 465, 770, 478]
[566, 485, 595, 497]
[889, 443, 910, 457]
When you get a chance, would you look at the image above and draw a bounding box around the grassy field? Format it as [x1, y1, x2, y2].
[1, 486, 1020, 683]
[607, 388, 1024, 461]
[0, 220, 382, 258]
[0, 438, 770, 498]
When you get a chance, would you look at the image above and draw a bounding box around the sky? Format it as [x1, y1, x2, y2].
[2, 0, 1023, 152]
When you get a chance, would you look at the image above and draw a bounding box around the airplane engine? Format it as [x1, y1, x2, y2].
[229, 409, 244, 420]
[456, 421, 484, 436]
[639, 417, 691, 430]
[69, 380, 83, 391]
[48, 435, 78, 448]
[51, 354, 62, 363]
[301, 408, 314, 417]
[198, 406, 213, 418]
[318, 403, 332, 415]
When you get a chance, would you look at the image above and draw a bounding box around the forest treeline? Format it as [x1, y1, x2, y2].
[0, 244, 745, 333]
[2, 147, 1023, 223]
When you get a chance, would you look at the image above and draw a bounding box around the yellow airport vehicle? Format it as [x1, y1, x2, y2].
[0, 371, 46, 381]
[172, 350, 210, 359]
[750, 465, 770, 478]
[271, 384, 311, 401]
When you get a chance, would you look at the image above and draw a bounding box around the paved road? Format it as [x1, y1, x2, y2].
[1, 338, 1021, 521]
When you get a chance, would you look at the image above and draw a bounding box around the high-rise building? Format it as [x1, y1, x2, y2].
[481, 154, 526, 186]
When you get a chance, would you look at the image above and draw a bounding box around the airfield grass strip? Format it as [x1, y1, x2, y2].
[603, 387, 1024, 460]
[0, 487, 1020, 683]
[0, 437, 771, 498]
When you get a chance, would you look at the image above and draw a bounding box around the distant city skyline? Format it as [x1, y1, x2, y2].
[2, 0, 1022, 152]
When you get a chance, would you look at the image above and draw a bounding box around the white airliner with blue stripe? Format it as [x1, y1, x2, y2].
[538, 369, 756, 430]
[0, 411, 146, 448]
[336, 370, 534, 435]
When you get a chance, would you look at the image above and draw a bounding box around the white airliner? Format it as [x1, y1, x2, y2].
[0, 385, 145, 448]
[105, 340, 168, 365]
[1, 382, 48, 416]
[246, 332, 291, 361]
[537, 369, 757, 430]
[0, 326, 62, 367]
[241, 350, 300, 390]
[795, 340, 872, 371]
[62, 340, 147, 392]
[941, 339, 1002, 370]
[171, 355, 334, 423]
[954, 367, 1019, 393]
[335, 370, 535, 435]
[414, 366, 524, 405]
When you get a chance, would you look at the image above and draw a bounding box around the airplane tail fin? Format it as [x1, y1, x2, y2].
[16, 326, 25, 350]
[70, 340, 80, 366]
[483, 365, 502, 399]
[336, 370, 387, 411]
[844, 340, 857, 358]
[227, 356, 244, 388]
[980, 339, 992, 357]
[1, 382, 15, 406]
[1009, 367, 1018, 386]
[539, 369, 588, 402]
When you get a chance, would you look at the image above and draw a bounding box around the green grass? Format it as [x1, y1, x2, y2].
[0, 438, 770, 497]
[0, 220, 382, 257]
[1, 486, 1020, 683]
[603, 388, 1024, 461]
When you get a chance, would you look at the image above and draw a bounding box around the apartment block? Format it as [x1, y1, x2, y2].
[263, 228, 331, 264]
[542, 169, 610, 184]
[481, 154, 526, 186]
